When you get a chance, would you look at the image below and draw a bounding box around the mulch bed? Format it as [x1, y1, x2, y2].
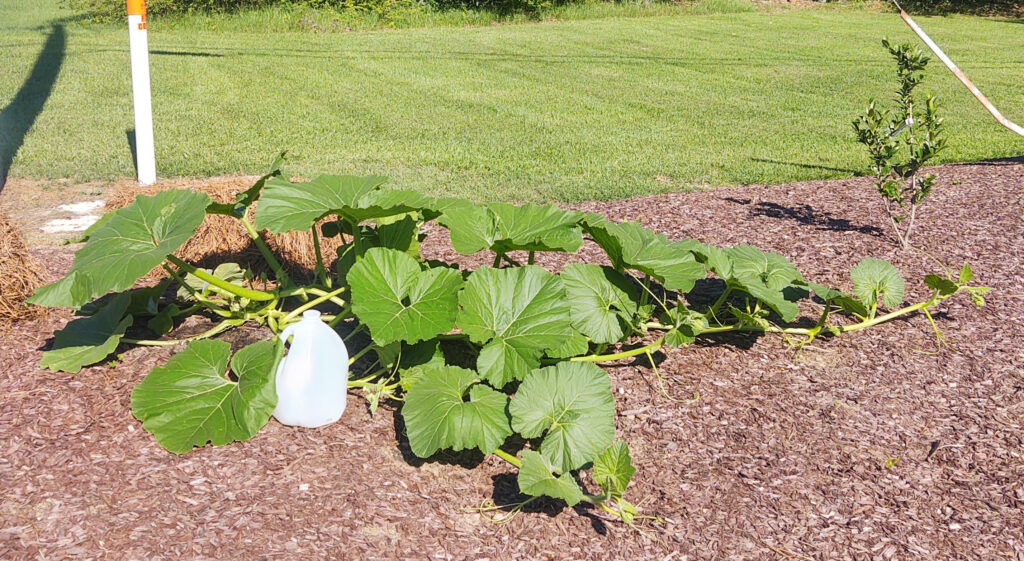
[2, 159, 1023, 560]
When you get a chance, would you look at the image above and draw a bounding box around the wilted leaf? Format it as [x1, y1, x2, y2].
[29, 190, 211, 308]
[40, 293, 132, 373]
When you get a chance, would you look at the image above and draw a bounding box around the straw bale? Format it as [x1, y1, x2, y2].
[0, 213, 46, 327]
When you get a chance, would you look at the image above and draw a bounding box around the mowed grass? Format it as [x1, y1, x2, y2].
[2, 0, 1023, 203]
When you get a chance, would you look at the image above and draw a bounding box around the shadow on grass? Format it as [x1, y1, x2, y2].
[750, 157, 860, 175]
[0, 23, 65, 193]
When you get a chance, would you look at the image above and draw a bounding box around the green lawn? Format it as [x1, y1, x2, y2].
[2, 0, 1023, 203]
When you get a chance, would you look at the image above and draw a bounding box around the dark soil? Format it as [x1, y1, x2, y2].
[2, 159, 1023, 560]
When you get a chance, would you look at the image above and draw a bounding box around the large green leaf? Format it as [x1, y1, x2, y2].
[27, 271, 93, 308]
[130, 339, 281, 454]
[593, 441, 636, 497]
[39, 293, 132, 373]
[29, 190, 211, 309]
[253, 174, 388, 233]
[546, 328, 589, 359]
[433, 199, 496, 255]
[726, 245, 802, 290]
[401, 365, 512, 458]
[437, 202, 583, 255]
[584, 219, 705, 293]
[517, 450, 584, 506]
[344, 189, 435, 225]
[457, 266, 572, 387]
[721, 245, 803, 322]
[560, 264, 638, 344]
[509, 362, 615, 473]
[348, 248, 463, 346]
[851, 258, 905, 309]
[488, 203, 584, 253]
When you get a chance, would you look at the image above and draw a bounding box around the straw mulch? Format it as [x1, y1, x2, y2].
[0, 213, 46, 327]
[106, 178, 344, 279]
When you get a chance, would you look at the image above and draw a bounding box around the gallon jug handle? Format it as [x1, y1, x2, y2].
[278, 323, 297, 344]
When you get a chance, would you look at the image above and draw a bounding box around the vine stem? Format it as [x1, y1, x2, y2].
[305, 287, 349, 310]
[123, 319, 237, 346]
[492, 449, 522, 469]
[281, 286, 347, 323]
[311, 226, 330, 288]
[166, 255, 275, 301]
[589, 295, 943, 363]
[571, 337, 664, 363]
[161, 264, 234, 318]
[239, 215, 294, 289]
[348, 344, 375, 366]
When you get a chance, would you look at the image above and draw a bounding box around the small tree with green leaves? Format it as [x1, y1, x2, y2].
[853, 38, 946, 250]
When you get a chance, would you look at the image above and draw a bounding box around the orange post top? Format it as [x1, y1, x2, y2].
[127, 0, 146, 16]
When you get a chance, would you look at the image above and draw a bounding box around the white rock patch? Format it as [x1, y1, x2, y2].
[42, 200, 106, 233]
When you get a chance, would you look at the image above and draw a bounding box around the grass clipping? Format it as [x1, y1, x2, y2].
[0, 214, 46, 326]
[106, 178, 344, 280]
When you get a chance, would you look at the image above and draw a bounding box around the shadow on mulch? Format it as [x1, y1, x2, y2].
[725, 197, 885, 236]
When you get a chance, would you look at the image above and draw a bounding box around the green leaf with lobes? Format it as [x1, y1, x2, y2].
[401, 365, 513, 458]
[28, 189, 211, 309]
[546, 328, 590, 359]
[726, 245, 802, 290]
[924, 274, 958, 296]
[254, 174, 433, 233]
[560, 264, 639, 345]
[432, 199, 496, 255]
[517, 450, 584, 506]
[583, 217, 705, 293]
[721, 245, 804, 322]
[510, 362, 616, 473]
[851, 258, 905, 309]
[436, 201, 584, 255]
[457, 266, 573, 387]
[348, 248, 463, 346]
[130, 339, 282, 454]
[593, 441, 636, 498]
[39, 292, 132, 373]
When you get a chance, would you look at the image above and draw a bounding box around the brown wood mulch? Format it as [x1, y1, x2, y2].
[2, 159, 1023, 561]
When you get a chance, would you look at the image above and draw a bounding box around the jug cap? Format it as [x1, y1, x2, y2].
[303, 310, 322, 320]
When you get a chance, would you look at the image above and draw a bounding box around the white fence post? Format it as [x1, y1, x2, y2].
[127, 0, 156, 185]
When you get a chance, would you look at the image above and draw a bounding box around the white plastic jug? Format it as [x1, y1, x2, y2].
[273, 310, 349, 428]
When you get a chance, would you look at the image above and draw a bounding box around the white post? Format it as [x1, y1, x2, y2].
[127, 0, 156, 185]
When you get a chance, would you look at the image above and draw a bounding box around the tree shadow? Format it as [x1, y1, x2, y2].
[728, 199, 885, 237]
[749, 157, 860, 175]
[950, 155, 1024, 167]
[150, 50, 224, 58]
[0, 23, 65, 193]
